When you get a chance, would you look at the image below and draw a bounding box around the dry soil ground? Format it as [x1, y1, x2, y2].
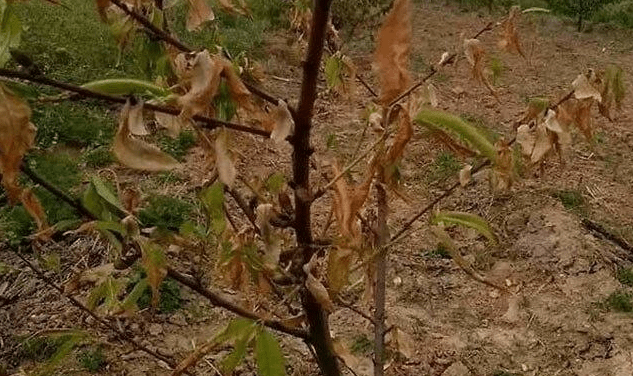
[2, 1, 633, 376]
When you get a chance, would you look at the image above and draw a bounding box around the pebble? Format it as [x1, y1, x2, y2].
[148, 323, 163, 336]
[441, 361, 472, 376]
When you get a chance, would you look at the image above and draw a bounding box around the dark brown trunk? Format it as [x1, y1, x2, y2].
[292, 0, 340, 375]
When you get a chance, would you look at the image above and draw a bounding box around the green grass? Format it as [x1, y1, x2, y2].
[617, 268, 633, 286]
[430, 152, 462, 182]
[19, 335, 74, 363]
[424, 245, 452, 259]
[83, 147, 115, 168]
[129, 269, 183, 314]
[350, 334, 373, 355]
[554, 189, 584, 211]
[78, 347, 106, 373]
[138, 195, 193, 230]
[605, 290, 633, 312]
[160, 130, 198, 161]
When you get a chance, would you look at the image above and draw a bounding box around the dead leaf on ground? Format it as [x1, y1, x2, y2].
[375, 0, 412, 104]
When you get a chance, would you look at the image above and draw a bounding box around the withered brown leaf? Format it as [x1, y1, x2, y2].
[113, 101, 180, 171]
[374, 0, 412, 104]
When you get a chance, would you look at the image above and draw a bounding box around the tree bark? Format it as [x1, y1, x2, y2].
[373, 184, 388, 376]
[292, 0, 340, 375]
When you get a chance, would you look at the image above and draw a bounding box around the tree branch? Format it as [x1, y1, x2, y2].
[7, 247, 193, 375]
[292, 0, 341, 375]
[0, 68, 270, 138]
[373, 183, 388, 376]
[21, 162, 95, 219]
[108, 0, 286, 110]
[110, 0, 192, 52]
[166, 268, 309, 339]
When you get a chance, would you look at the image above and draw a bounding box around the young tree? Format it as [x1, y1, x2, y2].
[0, 1, 626, 376]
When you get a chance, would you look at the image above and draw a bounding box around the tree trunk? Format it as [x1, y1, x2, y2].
[292, 0, 340, 375]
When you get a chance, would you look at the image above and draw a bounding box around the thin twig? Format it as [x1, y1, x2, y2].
[0, 68, 271, 138]
[166, 268, 308, 339]
[336, 298, 375, 325]
[373, 183, 388, 376]
[225, 187, 260, 234]
[108, 0, 284, 109]
[21, 163, 94, 219]
[8, 247, 194, 375]
[387, 21, 495, 109]
[312, 130, 389, 202]
[356, 75, 378, 97]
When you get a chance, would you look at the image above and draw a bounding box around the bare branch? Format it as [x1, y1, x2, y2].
[0, 68, 270, 138]
[7, 247, 193, 375]
[166, 267, 309, 339]
[108, 0, 287, 110]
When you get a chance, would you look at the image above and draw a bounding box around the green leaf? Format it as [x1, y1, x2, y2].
[200, 182, 226, 237]
[325, 55, 343, 90]
[255, 329, 286, 376]
[34, 332, 86, 376]
[0, 2, 21, 68]
[431, 211, 496, 244]
[81, 177, 125, 221]
[120, 277, 149, 312]
[217, 319, 257, 374]
[265, 172, 285, 194]
[82, 78, 170, 97]
[415, 110, 497, 162]
[214, 318, 257, 344]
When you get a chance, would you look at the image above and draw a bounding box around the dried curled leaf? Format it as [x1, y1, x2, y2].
[375, 0, 412, 104]
[464, 38, 497, 98]
[498, 6, 525, 58]
[217, 0, 249, 16]
[113, 101, 180, 171]
[127, 100, 149, 136]
[267, 100, 294, 144]
[572, 72, 602, 102]
[215, 129, 236, 187]
[176, 50, 253, 121]
[95, 0, 111, 21]
[386, 327, 415, 360]
[0, 85, 49, 234]
[255, 204, 281, 266]
[186, 0, 214, 31]
[305, 272, 335, 313]
[177, 50, 223, 119]
[0, 85, 37, 201]
[459, 164, 472, 187]
[491, 139, 513, 192]
[331, 159, 375, 243]
[327, 246, 354, 296]
[381, 106, 412, 185]
[332, 338, 374, 376]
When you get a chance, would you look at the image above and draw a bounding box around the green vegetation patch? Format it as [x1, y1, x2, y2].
[138, 195, 193, 230]
[617, 268, 633, 286]
[554, 189, 584, 211]
[605, 290, 633, 312]
[78, 347, 107, 373]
